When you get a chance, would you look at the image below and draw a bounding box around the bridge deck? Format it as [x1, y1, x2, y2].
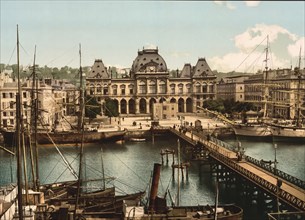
[169, 127, 305, 211]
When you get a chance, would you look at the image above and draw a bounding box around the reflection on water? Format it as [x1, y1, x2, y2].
[1, 134, 304, 219]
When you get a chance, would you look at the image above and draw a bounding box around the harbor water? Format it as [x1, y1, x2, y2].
[0, 134, 304, 219]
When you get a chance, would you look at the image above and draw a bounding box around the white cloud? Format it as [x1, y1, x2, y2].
[244, 1, 260, 7]
[287, 37, 305, 58]
[234, 24, 298, 53]
[214, 1, 236, 10]
[209, 24, 303, 72]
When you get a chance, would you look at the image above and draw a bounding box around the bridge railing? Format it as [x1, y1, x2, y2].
[171, 128, 305, 191]
[244, 156, 305, 190]
[210, 136, 305, 190]
[210, 136, 236, 152]
[208, 145, 305, 211]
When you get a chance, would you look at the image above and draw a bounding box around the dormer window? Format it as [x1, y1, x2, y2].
[97, 65, 100, 68]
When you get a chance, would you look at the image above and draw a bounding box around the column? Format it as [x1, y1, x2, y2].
[118, 101, 121, 114]
[126, 99, 129, 114]
[146, 100, 150, 114]
[136, 99, 140, 114]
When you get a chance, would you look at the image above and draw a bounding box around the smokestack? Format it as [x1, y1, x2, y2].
[148, 163, 161, 212]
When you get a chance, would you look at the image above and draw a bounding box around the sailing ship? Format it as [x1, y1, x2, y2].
[266, 50, 305, 140]
[231, 36, 273, 138]
[0, 44, 125, 147]
[1, 28, 142, 220]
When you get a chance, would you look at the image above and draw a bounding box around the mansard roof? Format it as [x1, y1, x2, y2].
[87, 59, 109, 79]
[131, 47, 167, 73]
[192, 58, 214, 78]
[179, 63, 192, 78]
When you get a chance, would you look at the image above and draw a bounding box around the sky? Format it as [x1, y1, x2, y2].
[0, 1, 304, 73]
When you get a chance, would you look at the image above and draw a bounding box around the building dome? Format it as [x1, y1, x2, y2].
[131, 47, 167, 74]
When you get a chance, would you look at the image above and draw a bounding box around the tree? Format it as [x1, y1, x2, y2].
[203, 99, 225, 113]
[104, 98, 119, 118]
[85, 95, 102, 122]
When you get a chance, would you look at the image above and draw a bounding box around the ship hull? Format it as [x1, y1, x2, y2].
[0, 129, 125, 147]
[232, 124, 272, 137]
[269, 124, 305, 140]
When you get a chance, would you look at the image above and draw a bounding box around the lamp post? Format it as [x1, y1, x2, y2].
[274, 143, 277, 174]
[274, 143, 280, 213]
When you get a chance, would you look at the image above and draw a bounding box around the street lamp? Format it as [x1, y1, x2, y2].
[274, 143, 277, 174]
[274, 143, 280, 213]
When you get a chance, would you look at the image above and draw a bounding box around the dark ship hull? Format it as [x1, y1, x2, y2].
[0, 129, 125, 147]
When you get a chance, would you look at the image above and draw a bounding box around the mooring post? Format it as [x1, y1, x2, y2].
[181, 166, 184, 179]
[166, 153, 169, 164]
[186, 166, 189, 179]
[161, 151, 164, 164]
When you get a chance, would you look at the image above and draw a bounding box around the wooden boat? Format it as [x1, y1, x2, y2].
[0, 128, 125, 147]
[123, 163, 243, 220]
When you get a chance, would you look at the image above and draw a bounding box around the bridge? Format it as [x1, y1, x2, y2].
[169, 127, 305, 212]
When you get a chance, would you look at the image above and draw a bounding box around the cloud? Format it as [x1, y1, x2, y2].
[209, 24, 303, 72]
[287, 37, 305, 58]
[234, 24, 297, 53]
[244, 1, 260, 7]
[214, 1, 236, 10]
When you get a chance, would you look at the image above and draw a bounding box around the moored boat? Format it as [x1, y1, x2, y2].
[0, 128, 125, 147]
[268, 122, 305, 141]
[232, 123, 272, 138]
[123, 163, 243, 220]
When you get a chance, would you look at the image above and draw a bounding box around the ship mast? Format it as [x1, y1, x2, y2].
[75, 44, 86, 218]
[262, 36, 269, 119]
[16, 24, 24, 220]
[296, 47, 302, 127]
[30, 45, 40, 190]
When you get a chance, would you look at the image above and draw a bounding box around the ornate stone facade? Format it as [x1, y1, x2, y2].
[85, 47, 217, 116]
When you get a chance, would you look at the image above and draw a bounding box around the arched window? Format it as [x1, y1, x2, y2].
[159, 80, 166, 94]
[202, 83, 207, 93]
[195, 82, 201, 93]
[170, 84, 175, 95]
[129, 84, 134, 95]
[186, 84, 191, 93]
[148, 80, 156, 94]
[112, 85, 117, 95]
[139, 81, 146, 94]
[96, 84, 101, 93]
[103, 84, 109, 95]
[178, 84, 183, 94]
[90, 83, 94, 95]
[120, 85, 126, 95]
[209, 83, 214, 93]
